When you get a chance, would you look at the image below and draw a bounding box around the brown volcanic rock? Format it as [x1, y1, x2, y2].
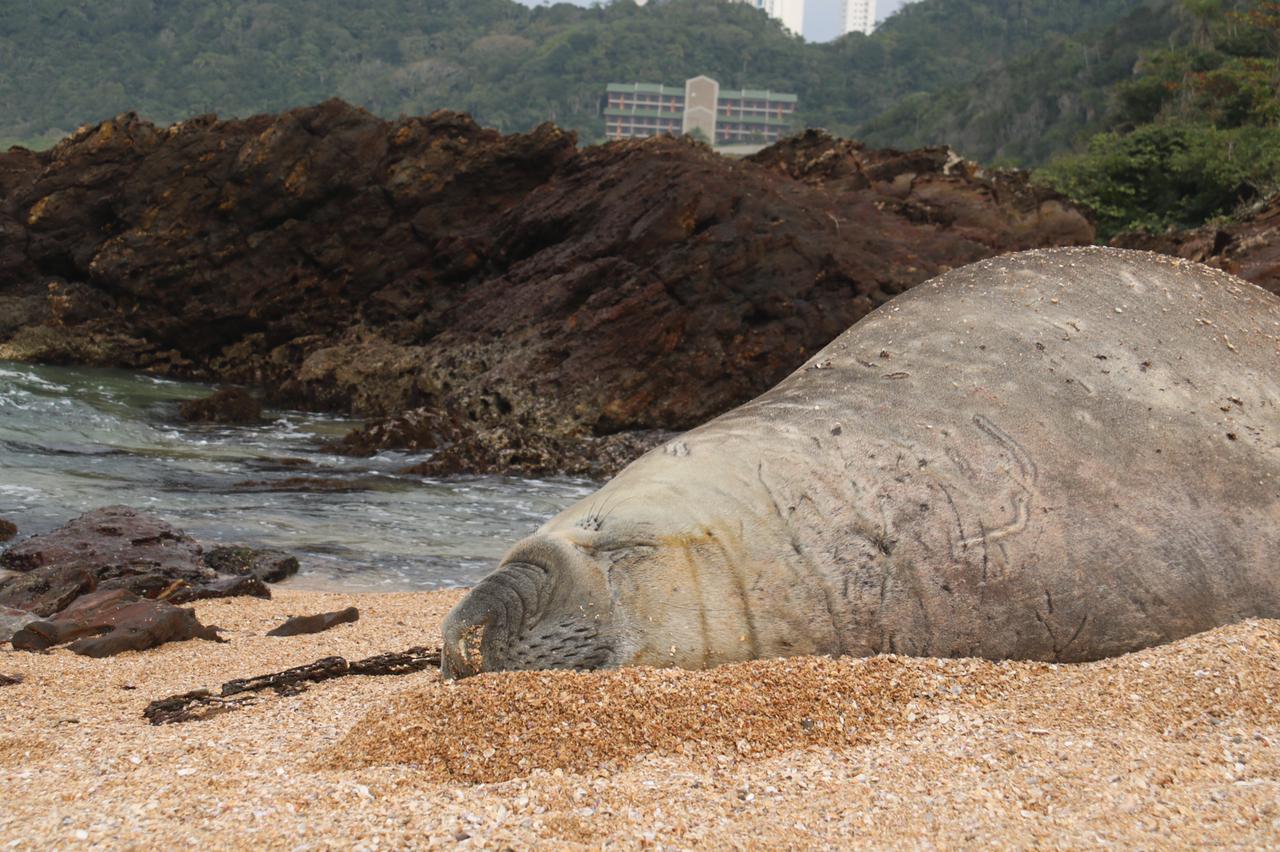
[0, 606, 41, 644]
[203, 547, 299, 584]
[0, 105, 1094, 472]
[0, 508, 299, 616]
[748, 131, 1095, 250]
[0, 564, 97, 618]
[0, 518, 16, 542]
[0, 506, 213, 615]
[325, 405, 469, 455]
[162, 574, 272, 605]
[1111, 195, 1280, 296]
[0, 506, 212, 601]
[10, 588, 222, 657]
[403, 426, 672, 480]
[0, 147, 44, 340]
[0, 102, 575, 384]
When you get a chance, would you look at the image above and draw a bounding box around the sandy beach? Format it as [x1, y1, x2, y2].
[1, 589, 1277, 848]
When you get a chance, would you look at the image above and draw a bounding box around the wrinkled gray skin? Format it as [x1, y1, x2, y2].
[442, 248, 1280, 678]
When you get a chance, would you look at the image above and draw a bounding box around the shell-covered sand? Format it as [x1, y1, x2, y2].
[1, 589, 1277, 848]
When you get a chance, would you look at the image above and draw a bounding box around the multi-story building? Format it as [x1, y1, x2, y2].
[603, 76, 799, 148]
[842, 0, 877, 35]
[737, 0, 807, 36]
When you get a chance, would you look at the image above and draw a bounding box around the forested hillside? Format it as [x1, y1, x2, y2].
[1039, 0, 1280, 236]
[858, 0, 1183, 164]
[2, 0, 1146, 149]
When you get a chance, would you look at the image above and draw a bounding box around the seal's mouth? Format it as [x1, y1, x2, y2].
[441, 555, 615, 679]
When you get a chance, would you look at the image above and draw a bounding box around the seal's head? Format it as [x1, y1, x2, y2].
[441, 534, 618, 678]
[441, 450, 831, 679]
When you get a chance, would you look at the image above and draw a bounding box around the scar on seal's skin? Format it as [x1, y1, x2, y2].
[974, 415, 1038, 484]
[957, 415, 1038, 550]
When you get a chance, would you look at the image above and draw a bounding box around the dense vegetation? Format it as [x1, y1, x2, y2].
[1039, 0, 1280, 236]
[858, 0, 1184, 164]
[1, 0, 1147, 149]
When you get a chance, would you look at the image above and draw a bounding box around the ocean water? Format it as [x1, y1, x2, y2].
[0, 361, 595, 591]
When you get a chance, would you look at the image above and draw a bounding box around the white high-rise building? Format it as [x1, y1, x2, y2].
[842, 0, 877, 35]
[736, 0, 806, 37]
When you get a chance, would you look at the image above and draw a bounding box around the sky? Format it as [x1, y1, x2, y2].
[515, 0, 916, 42]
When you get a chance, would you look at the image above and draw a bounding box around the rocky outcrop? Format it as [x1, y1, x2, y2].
[0, 102, 1096, 474]
[202, 546, 299, 584]
[0, 506, 214, 607]
[326, 406, 671, 478]
[1111, 195, 1280, 296]
[0, 519, 16, 543]
[0, 507, 300, 629]
[0, 564, 97, 617]
[323, 406, 469, 455]
[10, 589, 222, 657]
[402, 425, 672, 480]
[162, 574, 271, 605]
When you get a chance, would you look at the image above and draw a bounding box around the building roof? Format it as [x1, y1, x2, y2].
[606, 82, 685, 97]
[721, 88, 799, 103]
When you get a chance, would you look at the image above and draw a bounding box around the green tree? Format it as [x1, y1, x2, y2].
[1042, 122, 1280, 235]
[1182, 0, 1226, 47]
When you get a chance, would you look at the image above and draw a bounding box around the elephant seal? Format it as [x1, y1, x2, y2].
[442, 247, 1280, 677]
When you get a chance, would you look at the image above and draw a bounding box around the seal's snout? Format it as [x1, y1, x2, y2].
[441, 561, 544, 679]
[441, 549, 615, 679]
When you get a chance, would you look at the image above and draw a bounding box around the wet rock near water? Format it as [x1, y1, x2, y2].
[324, 406, 468, 456]
[178, 387, 263, 424]
[10, 588, 222, 658]
[1111, 194, 1280, 296]
[267, 606, 360, 637]
[0, 506, 268, 615]
[0, 101, 1095, 475]
[0, 518, 16, 543]
[162, 574, 271, 605]
[402, 426, 673, 480]
[0, 506, 212, 595]
[0, 508, 303, 638]
[329, 405, 672, 479]
[203, 547, 299, 584]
